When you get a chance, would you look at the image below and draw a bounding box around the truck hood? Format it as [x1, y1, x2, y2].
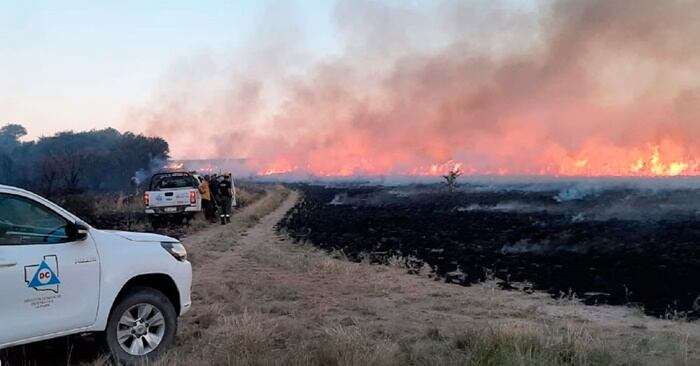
[104, 230, 178, 243]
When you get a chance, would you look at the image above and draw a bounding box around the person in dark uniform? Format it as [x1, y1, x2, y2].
[218, 173, 233, 225]
[209, 174, 221, 217]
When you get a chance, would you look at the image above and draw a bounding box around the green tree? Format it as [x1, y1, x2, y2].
[0, 124, 27, 183]
[0, 123, 27, 140]
[1, 125, 169, 192]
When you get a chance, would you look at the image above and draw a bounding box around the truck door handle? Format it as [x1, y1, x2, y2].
[0, 259, 17, 268]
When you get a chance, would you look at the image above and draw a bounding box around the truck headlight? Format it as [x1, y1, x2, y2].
[161, 242, 188, 261]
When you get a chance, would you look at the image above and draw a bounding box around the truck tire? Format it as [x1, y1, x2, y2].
[104, 287, 177, 365]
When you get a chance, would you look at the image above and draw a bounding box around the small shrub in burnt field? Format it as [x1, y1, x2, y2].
[442, 169, 462, 193]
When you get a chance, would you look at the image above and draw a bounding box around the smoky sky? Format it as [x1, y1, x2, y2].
[129, 0, 700, 176]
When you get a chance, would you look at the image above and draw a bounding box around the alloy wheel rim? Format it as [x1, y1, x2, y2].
[117, 303, 166, 356]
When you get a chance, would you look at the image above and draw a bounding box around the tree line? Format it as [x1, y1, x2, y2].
[0, 124, 169, 196]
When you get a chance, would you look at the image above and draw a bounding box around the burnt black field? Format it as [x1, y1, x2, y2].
[279, 181, 700, 318]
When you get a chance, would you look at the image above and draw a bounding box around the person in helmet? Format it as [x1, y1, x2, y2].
[218, 173, 234, 225]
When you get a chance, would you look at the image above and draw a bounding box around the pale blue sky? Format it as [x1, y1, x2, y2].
[0, 0, 535, 141]
[0, 0, 339, 139]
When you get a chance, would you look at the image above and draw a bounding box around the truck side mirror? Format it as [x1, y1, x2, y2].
[69, 221, 90, 241]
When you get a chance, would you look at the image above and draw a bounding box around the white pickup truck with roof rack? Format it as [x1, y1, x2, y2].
[0, 184, 192, 364]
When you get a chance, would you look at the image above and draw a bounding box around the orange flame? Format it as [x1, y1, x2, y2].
[260, 158, 297, 176]
[255, 144, 700, 177]
[555, 144, 698, 177]
[635, 146, 692, 176]
[409, 161, 463, 176]
[195, 163, 218, 173]
[164, 162, 184, 171]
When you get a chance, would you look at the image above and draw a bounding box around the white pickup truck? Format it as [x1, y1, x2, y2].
[144, 172, 202, 227]
[0, 184, 192, 364]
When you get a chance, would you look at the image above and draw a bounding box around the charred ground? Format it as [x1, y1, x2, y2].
[279, 183, 700, 318]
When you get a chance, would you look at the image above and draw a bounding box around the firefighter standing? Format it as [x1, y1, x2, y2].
[209, 174, 221, 216]
[199, 175, 215, 222]
[218, 173, 234, 225]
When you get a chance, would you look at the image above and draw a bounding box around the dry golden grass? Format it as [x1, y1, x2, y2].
[235, 182, 268, 208]
[81, 185, 700, 366]
[152, 315, 697, 366]
[92, 193, 144, 215]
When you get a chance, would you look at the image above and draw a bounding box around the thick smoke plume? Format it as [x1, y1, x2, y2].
[129, 0, 700, 177]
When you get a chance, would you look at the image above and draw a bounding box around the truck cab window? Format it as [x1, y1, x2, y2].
[0, 194, 70, 245]
[153, 176, 196, 190]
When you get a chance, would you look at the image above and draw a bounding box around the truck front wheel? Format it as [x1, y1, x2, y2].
[104, 287, 177, 365]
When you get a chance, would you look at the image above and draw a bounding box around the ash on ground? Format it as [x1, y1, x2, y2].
[280, 182, 700, 319]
